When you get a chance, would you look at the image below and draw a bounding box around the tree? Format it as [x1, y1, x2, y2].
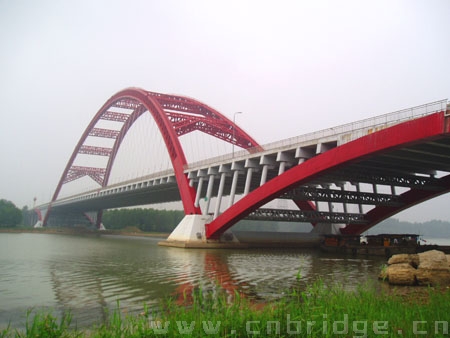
[0, 199, 22, 227]
[102, 208, 183, 232]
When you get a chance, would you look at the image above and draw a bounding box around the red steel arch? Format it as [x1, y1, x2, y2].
[206, 112, 450, 239]
[44, 88, 261, 226]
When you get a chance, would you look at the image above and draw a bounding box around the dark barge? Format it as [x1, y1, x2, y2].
[320, 234, 450, 257]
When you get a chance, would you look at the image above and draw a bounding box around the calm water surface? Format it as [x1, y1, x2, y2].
[0, 233, 386, 328]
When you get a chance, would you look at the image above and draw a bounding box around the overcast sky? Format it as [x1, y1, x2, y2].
[0, 0, 449, 222]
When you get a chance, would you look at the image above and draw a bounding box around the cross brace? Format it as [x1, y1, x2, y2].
[89, 128, 120, 139]
[101, 111, 130, 122]
[79, 145, 113, 156]
[282, 186, 403, 206]
[324, 170, 441, 191]
[246, 208, 367, 224]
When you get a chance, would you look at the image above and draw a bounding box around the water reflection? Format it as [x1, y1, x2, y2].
[0, 233, 385, 328]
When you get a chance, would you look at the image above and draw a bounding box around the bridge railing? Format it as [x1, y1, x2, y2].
[186, 99, 448, 169]
[261, 99, 448, 151]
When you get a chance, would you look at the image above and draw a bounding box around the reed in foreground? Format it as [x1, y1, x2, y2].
[2, 282, 450, 337]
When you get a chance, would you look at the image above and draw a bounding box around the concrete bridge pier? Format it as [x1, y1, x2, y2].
[34, 220, 44, 228]
[158, 214, 243, 248]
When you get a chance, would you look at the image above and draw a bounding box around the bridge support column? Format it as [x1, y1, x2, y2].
[244, 168, 253, 196]
[159, 214, 242, 248]
[204, 170, 216, 214]
[194, 177, 205, 208]
[259, 155, 275, 186]
[278, 161, 286, 175]
[213, 170, 228, 219]
[260, 165, 269, 185]
[229, 170, 240, 207]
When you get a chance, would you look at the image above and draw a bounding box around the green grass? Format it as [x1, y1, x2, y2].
[2, 282, 450, 337]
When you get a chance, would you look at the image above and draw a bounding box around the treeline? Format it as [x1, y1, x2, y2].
[2, 196, 450, 237]
[370, 218, 450, 237]
[102, 208, 184, 232]
[0, 199, 22, 227]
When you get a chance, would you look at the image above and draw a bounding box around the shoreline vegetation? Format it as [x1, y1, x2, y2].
[1, 281, 449, 337]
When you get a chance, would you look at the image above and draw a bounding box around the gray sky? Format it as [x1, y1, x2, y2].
[0, 0, 449, 222]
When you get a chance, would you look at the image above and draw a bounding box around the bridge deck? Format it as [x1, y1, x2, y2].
[40, 99, 450, 236]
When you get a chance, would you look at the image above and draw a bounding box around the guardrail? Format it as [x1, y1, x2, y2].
[187, 99, 448, 168]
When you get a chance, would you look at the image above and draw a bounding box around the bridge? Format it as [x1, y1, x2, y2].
[35, 88, 450, 247]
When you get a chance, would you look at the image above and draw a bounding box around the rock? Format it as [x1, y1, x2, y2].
[388, 253, 419, 268]
[381, 250, 450, 286]
[387, 254, 409, 265]
[386, 263, 416, 286]
[418, 250, 448, 270]
[416, 269, 450, 286]
[415, 250, 450, 286]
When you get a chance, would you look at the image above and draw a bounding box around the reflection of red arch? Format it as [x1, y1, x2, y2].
[206, 112, 450, 238]
[44, 88, 261, 226]
[173, 251, 242, 306]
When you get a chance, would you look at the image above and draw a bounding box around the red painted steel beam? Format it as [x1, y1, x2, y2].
[101, 111, 130, 122]
[293, 200, 318, 226]
[79, 145, 112, 156]
[63, 166, 106, 184]
[111, 99, 140, 110]
[118, 90, 198, 214]
[206, 112, 448, 239]
[45, 88, 262, 226]
[89, 128, 120, 139]
[150, 91, 261, 151]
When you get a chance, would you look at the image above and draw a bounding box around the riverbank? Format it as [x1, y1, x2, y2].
[1, 281, 449, 337]
[0, 226, 169, 239]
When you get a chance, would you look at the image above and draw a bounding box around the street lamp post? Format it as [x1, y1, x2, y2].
[232, 112, 242, 158]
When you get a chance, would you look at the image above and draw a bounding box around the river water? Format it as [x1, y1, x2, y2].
[0, 232, 389, 329]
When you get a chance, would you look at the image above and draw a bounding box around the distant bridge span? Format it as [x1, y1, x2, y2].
[36, 88, 450, 246]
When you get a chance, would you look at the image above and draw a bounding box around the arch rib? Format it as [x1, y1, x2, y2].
[44, 88, 261, 226]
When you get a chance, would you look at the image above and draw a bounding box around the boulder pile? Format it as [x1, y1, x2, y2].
[380, 250, 450, 286]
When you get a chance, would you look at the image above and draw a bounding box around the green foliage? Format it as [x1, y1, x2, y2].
[102, 208, 184, 232]
[0, 199, 22, 227]
[2, 283, 450, 337]
[1, 310, 77, 338]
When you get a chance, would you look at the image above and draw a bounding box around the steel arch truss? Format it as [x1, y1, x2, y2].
[44, 88, 260, 225]
[206, 112, 450, 238]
